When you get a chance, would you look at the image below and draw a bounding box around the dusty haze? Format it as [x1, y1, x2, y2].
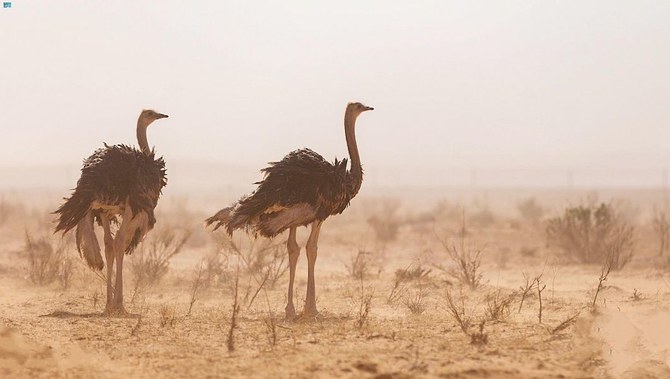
[2, 1, 670, 190]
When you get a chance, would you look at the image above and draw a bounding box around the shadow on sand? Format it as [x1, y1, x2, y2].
[39, 310, 140, 319]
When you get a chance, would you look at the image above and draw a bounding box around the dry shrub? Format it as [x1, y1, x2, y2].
[387, 273, 408, 305]
[551, 313, 580, 335]
[435, 213, 484, 290]
[346, 250, 378, 280]
[402, 284, 427, 315]
[631, 288, 643, 301]
[444, 289, 488, 346]
[546, 202, 634, 270]
[652, 209, 670, 256]
[395, 262, 431, 282]
[130, 227, 191, 300]
[187, 260, 206, 316]
[367, 198, 402, 244]
[470, 207, 496, 228]
[519, 246, 538, 258]
[227, 270, 241, 352]
[353, 279, 373, 329]
[23, 231, 73, 288]
[485, 290, 515, 322]
[517, 197, 545, 224]
[159, 304, 178, 328]
[0, 198, 16, 226]
[264, 316, 277, 347]
[218, 235, 288, 291]
[591, 261, 611, 310]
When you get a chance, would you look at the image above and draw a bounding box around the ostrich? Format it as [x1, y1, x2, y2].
[54, 109, 168, 316]
[206, 102, 373, 318]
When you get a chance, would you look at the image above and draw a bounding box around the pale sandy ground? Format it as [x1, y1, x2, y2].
[1, 189, 670, 378]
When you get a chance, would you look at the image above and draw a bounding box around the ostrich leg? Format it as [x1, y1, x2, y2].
[285, 227, 300, 319]
[304, 220, 323, 316]
[111, 207, 143, 315]
[101, 215, 116, 313]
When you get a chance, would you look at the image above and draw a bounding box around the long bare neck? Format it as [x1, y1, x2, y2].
[136, 117, 151, 154]
[344, 110, 363, 194]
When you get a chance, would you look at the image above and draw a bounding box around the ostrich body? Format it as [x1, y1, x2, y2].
[206, 102, 373, 318]
[54, 109, 168, 315]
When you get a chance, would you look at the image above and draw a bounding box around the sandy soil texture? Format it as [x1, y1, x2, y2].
[1, 190, 669, 378]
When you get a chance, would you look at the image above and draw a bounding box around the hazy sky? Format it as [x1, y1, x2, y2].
[1, 1, 670, 188]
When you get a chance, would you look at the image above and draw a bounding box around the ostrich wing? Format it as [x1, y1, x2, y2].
[237, 149, 349, 223]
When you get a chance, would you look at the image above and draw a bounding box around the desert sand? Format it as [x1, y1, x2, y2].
[1, 188, 669, 378]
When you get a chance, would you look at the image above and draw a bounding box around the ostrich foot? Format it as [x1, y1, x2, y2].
[102, 305, 130, 318]
[302, 304, 319, 318]
[285, 304, 297, 320]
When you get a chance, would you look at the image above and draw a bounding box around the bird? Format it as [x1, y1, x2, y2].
[206, 102, 373, 319]
[54, 109, 168, 316]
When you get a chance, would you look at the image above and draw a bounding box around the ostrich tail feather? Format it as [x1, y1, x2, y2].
[205, 207, 234, 234]
[54, 189, 93, 235]
[75, 212, 103, 271]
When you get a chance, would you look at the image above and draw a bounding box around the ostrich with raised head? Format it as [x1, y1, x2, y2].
[54, 109, 168, 316]
[206, 102, 373, 318]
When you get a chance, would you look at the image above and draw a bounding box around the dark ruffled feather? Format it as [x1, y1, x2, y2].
[223, 148, 360, 237]
[54, 144, 167, 247]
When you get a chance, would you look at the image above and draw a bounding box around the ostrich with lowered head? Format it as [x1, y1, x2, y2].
[54, 109, 168, 316]
[206, 102, 373, 318]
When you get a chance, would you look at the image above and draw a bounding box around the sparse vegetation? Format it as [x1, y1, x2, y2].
[652, 209, 670, 256]
[536, 274, 547, 323]
[395, 262, 431, 282]
[435, 212, 484, 290]
[546, 202, 634, 270]
[23, 231, 73, 288]
[444, 289, 488, 346]
[227, 270, 241, 353]
[551, 313, 580, 334]
[159, 304, 178, 328]
[517, 197, 545, 224]
[631, 288, 643, 301]
[353, 278, 373, 329]
[345, 250, 375, 280]
[366, 198, 402, 244]
[485, 290, 514, 322]
[591, 261, 612, 310]
[130, 227, 191, 301]
[187, 260, 207, 316]
[402, 284, 427, 315]
[518, 272, 535, 313]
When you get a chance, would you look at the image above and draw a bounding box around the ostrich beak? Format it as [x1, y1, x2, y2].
[364, 106, 374, 111]
[157, 113, 169, 119]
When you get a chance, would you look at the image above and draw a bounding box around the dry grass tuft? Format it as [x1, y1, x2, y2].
[130, 227, 191, 301]
[346, 250, 378, 280]
[402, 284, 427, 315]
[353, 279, 374, 329]
[159, 304, 178, 328]
[23, 231, 73, 288]
[395, 262, 431, 282]
[631, 288, 643, 301]
[485, 290, 515, 322]
[435, 212, 484, 290]
[551, 312, 580, 335]
[445, 289, 488, 346]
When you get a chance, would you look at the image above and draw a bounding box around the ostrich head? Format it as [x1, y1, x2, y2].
[138, 109, 169, 127]
[346, 102, 374, 118]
